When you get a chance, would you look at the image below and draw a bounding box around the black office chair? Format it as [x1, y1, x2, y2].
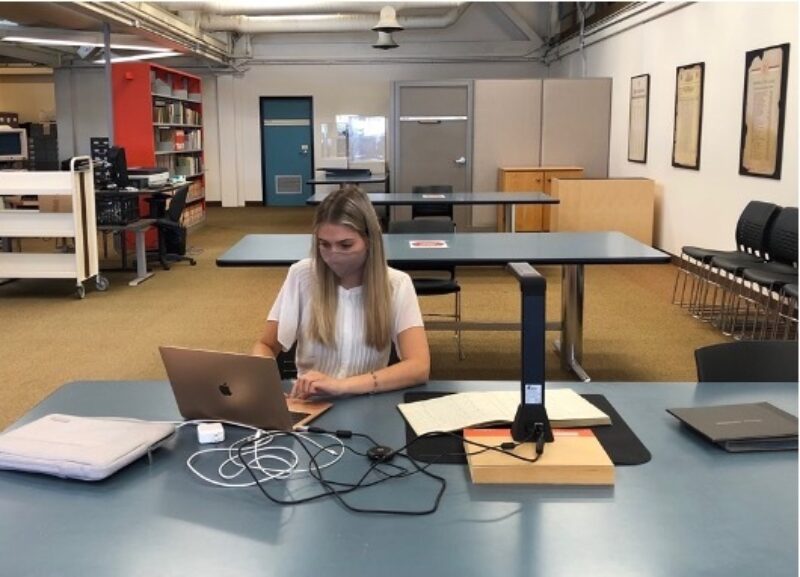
[152, 185, 197, 269]
[694, 341, 799, 382]
[388, 218, 463, 360]
[411, 185, 454, 220]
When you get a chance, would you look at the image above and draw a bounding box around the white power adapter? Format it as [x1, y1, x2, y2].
[197, 423, 225, 444]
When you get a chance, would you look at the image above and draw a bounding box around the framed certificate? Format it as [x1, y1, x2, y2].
[739, 43, 790, 179]
[672, 62, 705, 170]
[628, 74, 650, 163]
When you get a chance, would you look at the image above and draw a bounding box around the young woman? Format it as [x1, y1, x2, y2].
[253, 186, 430, 399]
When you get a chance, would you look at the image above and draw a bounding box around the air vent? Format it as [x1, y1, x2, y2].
[275, 175, 302, 195]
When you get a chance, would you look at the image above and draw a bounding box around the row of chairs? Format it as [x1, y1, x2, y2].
[672, 201, 798, 341]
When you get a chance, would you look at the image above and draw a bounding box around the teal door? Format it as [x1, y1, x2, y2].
[260, 97, 314, 206]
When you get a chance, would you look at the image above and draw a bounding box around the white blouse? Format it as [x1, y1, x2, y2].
[267, 258, 424, 379]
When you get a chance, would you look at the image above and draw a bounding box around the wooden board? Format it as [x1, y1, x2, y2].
[464, 428, 615, 485]
[550, 178, 655, 245]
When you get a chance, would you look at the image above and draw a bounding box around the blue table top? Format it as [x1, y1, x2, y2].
[307, 174, 388, 185]
[0, 380, 796, 577]
[307, 191, 557, 205]
[216, 232, 670, 268]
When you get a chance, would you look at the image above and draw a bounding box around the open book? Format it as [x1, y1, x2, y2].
[397, 389, 611, 437]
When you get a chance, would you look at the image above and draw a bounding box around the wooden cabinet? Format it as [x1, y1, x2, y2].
[0, 158, 107, 298]
[497, 166, 583, 231]
[112, 62, 205, 247]
[550, 178, 655, 245]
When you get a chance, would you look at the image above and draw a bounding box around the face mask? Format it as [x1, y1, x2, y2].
[321, 248, 368, 281]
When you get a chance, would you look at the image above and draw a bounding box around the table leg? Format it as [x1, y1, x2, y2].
[129, 228, 155, 287]
[120, 230, 128, 270]
[505, 205, 516, 233]
[556, 264, 591, 382]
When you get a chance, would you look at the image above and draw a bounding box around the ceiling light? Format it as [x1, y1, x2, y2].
[92, 51, 181, 64]
[2, 36, 172, 52]
[372, 6, 403, 32]
[372, 31, 398, 50]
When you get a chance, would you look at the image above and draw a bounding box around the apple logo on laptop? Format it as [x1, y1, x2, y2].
[218, 382, 232, 396]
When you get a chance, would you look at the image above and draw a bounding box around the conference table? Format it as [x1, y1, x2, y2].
[216, 232, 670, 381]
[306, 191, 557, 233]
[0, 379, 795, 577]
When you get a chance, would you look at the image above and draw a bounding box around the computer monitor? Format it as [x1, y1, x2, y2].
[0, 127, 28, 162]
[107, 146, 129, 187]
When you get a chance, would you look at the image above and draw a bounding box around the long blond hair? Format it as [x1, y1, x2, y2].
[308, 186, 391, 351]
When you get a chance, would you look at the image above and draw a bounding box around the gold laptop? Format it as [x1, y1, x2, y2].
[159, 346, 331, 431]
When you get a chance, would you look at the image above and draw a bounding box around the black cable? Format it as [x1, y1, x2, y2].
[237, 433, 446, 515]
[236, 425, 545, 516]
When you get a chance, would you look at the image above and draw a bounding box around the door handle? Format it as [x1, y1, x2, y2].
[454, 156, 466, 165]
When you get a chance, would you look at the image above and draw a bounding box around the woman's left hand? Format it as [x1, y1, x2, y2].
[290, 371, 346, 399]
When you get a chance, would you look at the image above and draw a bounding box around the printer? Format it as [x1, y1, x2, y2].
[128, 167, 170, 188]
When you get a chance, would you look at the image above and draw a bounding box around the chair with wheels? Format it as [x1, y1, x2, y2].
[151, 185, 197, 270]
[388, 218, 464, 360]
[694, 341, 798, 382]
[411, 185, 454, 221]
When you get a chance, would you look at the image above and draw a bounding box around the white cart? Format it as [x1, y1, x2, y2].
[0, 157, 109, 298]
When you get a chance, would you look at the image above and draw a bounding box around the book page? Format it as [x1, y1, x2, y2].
[398, 389, 610, 437]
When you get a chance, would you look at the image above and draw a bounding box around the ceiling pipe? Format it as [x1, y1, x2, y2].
[199, 5, 469, 33]
[166, 2, 463, 16]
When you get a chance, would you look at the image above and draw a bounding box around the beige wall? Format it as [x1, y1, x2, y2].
[203, 61, 546, 206]
[473, 79, 542, 227]
[0, 74, 55, 123]
[550, 2, 798, 256]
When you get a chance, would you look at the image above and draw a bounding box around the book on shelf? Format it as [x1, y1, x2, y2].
[397, 388, 611, 437]
[174, 129, 185, 151]
[153, 100, 169, 123]
[155, 128, 174, 152]
[186, 181, 204, 202]
[175, 155, 202, 176]
[183, 130, 201, 150]
[184, 108, 202, 125]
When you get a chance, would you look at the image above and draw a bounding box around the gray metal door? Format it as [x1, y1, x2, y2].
[393, 82, 473, 228]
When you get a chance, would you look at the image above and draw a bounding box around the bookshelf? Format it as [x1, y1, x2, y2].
[111, 62, 205, 246]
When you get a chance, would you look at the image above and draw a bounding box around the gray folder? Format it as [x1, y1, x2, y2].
[667, 402, 798, 452]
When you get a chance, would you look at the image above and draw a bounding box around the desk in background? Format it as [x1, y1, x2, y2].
[307, 191, 557, 232]
[0, 379, 795, 577]
[307, 173, 389, 193]
[216, 232, 670, 381]
[97, 218, 156, 286]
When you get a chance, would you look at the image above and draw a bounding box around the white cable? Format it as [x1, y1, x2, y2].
[73, 416, 346, 489]
[185, 426, 346, 488]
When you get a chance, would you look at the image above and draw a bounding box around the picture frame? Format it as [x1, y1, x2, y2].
[628, 74, 650, 163]
[672, 62, 705, 170]
[739, 43, 790, 179]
